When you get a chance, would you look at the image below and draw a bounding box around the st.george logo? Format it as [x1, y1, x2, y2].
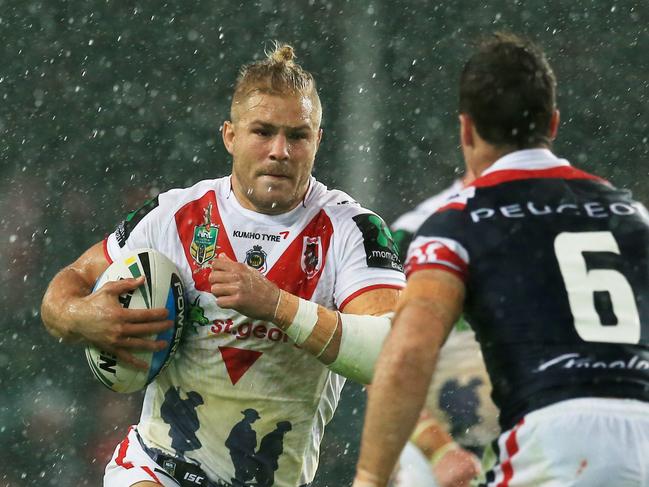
[301, 236, 322, 279]
[190, 202, 219, 268]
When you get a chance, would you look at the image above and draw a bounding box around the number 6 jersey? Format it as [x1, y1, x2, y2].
[104, 176, 405, 487]
[405, 149, 649, 431]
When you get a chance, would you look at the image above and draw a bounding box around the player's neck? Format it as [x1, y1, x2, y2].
[469, 143, 549, 177]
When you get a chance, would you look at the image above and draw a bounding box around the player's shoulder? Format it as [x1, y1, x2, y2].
[393, 180, 465, 233]
[113, 177, 226, 247]
[158, 177, 228, 208]
[306, 178, 379, 221]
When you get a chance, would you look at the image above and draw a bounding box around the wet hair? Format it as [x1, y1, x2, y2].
[230, 41, 321, 122]
[459, 32, 556, 149]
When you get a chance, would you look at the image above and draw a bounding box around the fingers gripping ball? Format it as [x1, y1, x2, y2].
[85, 249, 187, 393]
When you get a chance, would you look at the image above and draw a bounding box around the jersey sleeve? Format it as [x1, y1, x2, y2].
[329, 206, 406, 309]
[104, 190, 177, 263]
[404, 209, 470, 282]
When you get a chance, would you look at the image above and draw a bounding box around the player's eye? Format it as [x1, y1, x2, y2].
[288, 132, 308, 140]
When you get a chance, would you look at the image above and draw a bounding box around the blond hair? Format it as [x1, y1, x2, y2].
[230, 42, 321, 122]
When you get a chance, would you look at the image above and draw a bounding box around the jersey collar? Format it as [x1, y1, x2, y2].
[471, 149, 607, 188]
[481, 148, 570, 177]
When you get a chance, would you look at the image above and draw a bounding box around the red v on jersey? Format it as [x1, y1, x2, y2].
[176, 190, 334, 299]
[218, 346, 263, 385]
[265, 209, 333, 300]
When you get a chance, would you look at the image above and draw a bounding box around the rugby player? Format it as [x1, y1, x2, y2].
[354, 32, 649, 487]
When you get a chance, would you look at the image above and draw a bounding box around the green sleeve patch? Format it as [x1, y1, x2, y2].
[352, 213, 404, 272]
[115, 196, 159, 247]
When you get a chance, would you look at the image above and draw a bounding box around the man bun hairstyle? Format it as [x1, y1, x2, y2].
[459, 32, 557, 149]
[231, 41, 321, 121]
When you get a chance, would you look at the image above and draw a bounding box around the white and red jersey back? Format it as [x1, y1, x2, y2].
[104, 176, 405, 486]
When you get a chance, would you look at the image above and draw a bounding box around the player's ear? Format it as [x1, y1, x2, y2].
[548, 109, 560, 140]
[314, 128, 323, 153]
[459, 114, 474, 148]
[222, 121, 235, 155]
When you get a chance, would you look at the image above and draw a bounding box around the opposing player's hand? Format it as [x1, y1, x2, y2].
[432, 445, 481, 487]
[209, 254, 280, 322]
[71, 276, 172, 369]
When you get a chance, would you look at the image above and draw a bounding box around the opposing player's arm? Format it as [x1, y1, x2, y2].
[354, 269, 465, 487]
[209, 253, 398, 384]
[41, 241, 172, 368]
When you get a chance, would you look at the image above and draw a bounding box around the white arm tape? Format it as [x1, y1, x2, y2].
[328, 312, 393, 384]
[284, 298, 319, 345]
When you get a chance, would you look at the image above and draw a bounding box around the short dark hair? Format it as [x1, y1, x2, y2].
[459, 32, 556, 149]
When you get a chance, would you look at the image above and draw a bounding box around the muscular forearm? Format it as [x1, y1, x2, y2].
[41, 266, 94, 341]
[355, 270, 465, 486]
[272, 290, 394, 384]
[273, 289, 342, 361]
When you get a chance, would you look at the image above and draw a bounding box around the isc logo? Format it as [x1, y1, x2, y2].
[183, 472, 204, 484]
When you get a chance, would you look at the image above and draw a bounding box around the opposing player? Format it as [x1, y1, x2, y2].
[391, 172, 497, 487]
[41, 43, 404, 487]
[354, 32, 649, 487]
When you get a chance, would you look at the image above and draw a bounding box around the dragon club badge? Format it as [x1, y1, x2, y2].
[245, 245, 267, 273]
[301, 236, 322, 279]
[190, 202, 219, 268]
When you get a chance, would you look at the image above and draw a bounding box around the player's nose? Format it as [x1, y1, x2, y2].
[269, 134, 289, 161]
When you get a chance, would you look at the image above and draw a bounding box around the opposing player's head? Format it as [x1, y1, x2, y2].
[459, 33, 559, 167]
[222, 42, 323, 215]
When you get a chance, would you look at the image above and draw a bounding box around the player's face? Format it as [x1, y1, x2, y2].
[223, 92, 322, 215]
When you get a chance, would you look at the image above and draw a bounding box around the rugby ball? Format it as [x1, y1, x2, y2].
[85, 248, 186, 393]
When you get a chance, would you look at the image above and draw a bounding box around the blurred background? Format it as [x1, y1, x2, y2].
[1, 0, 648, 485]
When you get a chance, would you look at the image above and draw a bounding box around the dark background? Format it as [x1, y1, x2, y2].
[1, 1, 648, 485]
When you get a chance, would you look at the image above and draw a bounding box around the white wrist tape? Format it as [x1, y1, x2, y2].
[284, 298, 319, 345]
[329, 312, 393, 384]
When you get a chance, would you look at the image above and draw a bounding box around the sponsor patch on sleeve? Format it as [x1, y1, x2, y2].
[115, 196, 159, 247]
[352, 213, 404, 272]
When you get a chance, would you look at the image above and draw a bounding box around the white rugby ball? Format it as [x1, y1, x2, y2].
[85, 248, 186, 393]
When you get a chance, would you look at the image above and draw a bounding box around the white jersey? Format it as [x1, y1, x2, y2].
[428, 327, 499, 450]
[104, 176, 405, 487]
[391, 179, 464, 234]
[390, 442, 439, 487]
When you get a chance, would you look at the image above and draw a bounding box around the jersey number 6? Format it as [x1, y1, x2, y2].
[554, 231, 641, 344]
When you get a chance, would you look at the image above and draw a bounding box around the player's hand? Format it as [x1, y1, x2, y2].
[70, 276, 172, 369]
[432, 445, 481, 487]
[209, 254, 280, 321]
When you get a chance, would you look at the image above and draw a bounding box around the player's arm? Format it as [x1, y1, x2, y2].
[209, 254, 398, 384]
[41, 241, 172, 368]
[353, 269, 465, 487]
